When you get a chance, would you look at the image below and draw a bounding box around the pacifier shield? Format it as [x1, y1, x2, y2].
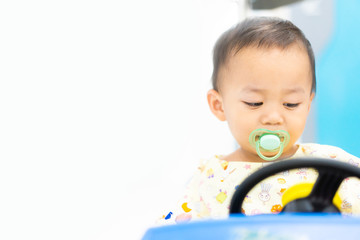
[249, 128, 290, 161]
[260, 134, 280, 151]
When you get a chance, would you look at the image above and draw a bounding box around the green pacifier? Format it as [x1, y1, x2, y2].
[249, 128, 290, 161]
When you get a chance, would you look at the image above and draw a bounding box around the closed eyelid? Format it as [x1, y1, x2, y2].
[283, 103, 300, 108]
[243, 101, 263, 107]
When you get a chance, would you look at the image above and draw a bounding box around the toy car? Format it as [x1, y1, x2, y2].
[143, 157, 360, 240]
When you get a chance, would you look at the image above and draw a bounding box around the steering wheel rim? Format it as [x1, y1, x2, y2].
[229, 157, 360, 214]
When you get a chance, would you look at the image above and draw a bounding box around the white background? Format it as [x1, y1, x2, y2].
[1, 0, 327, 238]
[0, 1, 239, 239]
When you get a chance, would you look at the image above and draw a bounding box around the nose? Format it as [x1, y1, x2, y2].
[260, 106, 284, 126]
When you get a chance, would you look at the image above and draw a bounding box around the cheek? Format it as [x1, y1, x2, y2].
[227, 118, 258, 150]
[287, 113, 309, 140]
[292, 109, 309, 125]
[229, 115, 255, 133]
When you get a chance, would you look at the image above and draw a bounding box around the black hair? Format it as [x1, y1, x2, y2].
[212, 17, 316, 94]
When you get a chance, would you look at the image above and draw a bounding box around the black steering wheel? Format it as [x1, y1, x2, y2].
[230, 157, 360, 214]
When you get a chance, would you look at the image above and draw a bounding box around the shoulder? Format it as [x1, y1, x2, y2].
[196, 155, 228, 173]
[299, 143, 346, 155]
[298, 143, 360, 163]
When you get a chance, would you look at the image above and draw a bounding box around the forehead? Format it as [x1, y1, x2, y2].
[218, 45, 312, 93]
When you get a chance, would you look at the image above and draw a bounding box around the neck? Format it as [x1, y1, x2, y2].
[224, 145, 299, 163]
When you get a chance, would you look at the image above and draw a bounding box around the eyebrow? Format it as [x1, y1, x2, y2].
[241, 87, 264, 94]
[282, 87, 306, 94]
[241, 87, 306, 94]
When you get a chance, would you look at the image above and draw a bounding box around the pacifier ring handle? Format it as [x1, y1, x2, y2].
[255, 139, 285, 161]
[249, 128, 290, 161]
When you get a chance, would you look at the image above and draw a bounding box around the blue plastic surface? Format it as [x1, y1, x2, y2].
[143, 214, 360, 240]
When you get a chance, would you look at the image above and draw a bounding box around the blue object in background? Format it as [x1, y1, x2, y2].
[316, 0, 360, 157]
[143, 214, 360, 240]
[164, 212, 173, 220]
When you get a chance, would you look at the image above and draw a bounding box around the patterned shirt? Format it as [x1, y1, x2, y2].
[158, 143, 360, 224]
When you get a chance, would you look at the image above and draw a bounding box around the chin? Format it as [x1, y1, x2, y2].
[261, 151, 279, 157]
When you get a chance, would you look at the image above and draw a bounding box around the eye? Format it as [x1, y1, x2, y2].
[283, 103, 300, 108]
[244, 102, 263, 107]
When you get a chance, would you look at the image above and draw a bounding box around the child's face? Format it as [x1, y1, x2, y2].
[208, 45, 314, 159]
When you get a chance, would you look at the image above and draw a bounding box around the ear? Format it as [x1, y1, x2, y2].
[207, 89, 226, 121]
